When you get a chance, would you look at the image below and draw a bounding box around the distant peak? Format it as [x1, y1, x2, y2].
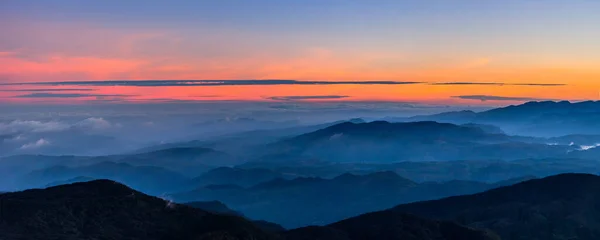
[333, 172, 360, 180]
[204, 184, 244, 190]
[348, 118, 366, 123]
[333, 171, 415, 184]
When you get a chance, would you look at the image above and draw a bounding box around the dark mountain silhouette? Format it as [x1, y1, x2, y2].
[0, 180, 277, 240]
[393, 173, 600, 240]
[185, 201, 287, 232]
[284, 211, 500, 240]
[256, 220, 287, 233]
[172, 171, 531, 228]
[0, 179, 506, 240]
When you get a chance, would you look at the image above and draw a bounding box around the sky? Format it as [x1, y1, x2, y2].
[1, 0, 600, 105]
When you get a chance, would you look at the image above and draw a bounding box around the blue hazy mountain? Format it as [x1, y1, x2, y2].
[43, 176, 96, 188]
[172, 171, 533, 228]
[23, 161, 189, 195]
[0, 146, 238, 191]
[389, 101, 600, 137]
[190, 167, 290, 188]
[261, 121, 575, 163]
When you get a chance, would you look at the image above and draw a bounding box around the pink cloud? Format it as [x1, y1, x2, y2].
[0, 54, 146, 82]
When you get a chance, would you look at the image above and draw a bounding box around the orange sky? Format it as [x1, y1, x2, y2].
[2, 1, 600, 105]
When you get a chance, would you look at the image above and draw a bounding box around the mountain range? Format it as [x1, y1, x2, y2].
[6, 173, 596, 240]
[391, 101, 600, 137]
[0, 179, 502, 240]
[172, 171, 533, 228]
[3, 100, 600, 239]
[21, 161, 189, 195]
[261, 121, 577, 163]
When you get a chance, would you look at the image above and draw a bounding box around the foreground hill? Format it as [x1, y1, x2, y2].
[185, 201, 287, 233]
[284, 211, 500, 240]
[0, 180, 277, 240]
[393, 173, 600, 240]
[0, 179, 502, 240]
[186, 200, 244, 216]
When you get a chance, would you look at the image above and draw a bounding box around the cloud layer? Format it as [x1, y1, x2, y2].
[6, 80, 421, 87]
[13, 93, 133, 98]
[0, 120, 70, 134]
[0, 88, 95, 92]
[453, 95, 557, 102]
[0, 118, 117, 135]
[266, 95, 349, 101]
[5, 80, 569, 88]
[433, 82, 566, 86]
[19, 138, 51, 150]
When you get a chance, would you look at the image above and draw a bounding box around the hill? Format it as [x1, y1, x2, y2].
[393, 173, 600, 240]
[0, 179, 503, 240]
[185, 200, 244, 216]
[185, 201, 287, 232]
[0, 180, 277, 240]
[284, 211, 500, 240]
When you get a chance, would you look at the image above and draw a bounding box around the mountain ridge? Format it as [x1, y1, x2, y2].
[393, 173, 600, 240]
